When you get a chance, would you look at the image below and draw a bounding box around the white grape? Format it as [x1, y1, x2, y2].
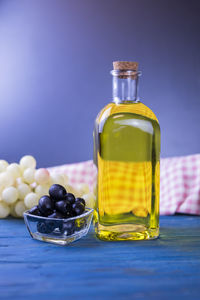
[82, 193, 96, 208]
[17, 183, 31, 200]
[19, 155, 36, 170]
[5, 171, 15, 186]
[0, 172, 15, 187]
[7, 163, 21, 179]
[23, 168, 35, 184]
[0, 160, 9, 173]
[50, 173, 65, 186]
[0, 185, 4, 200]
[15, 200, 26, 217]
[0, 173, 6, 186]
[9, 202, 18, 217]
[2, 187, 18, 204]
[35, 168, 50, 185]
[24, 192, 39, 208]
[0, 202, 10, 218]
[35, 184, 49, 197]
[65, 184, 79, 197]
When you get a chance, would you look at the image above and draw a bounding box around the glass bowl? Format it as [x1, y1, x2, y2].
[23, 208, 94, 245]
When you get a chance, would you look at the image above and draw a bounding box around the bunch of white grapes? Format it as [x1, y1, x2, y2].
[0, 155, 96, 218]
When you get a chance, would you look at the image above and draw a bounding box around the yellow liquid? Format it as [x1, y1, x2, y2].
[93, 101, 160, 241]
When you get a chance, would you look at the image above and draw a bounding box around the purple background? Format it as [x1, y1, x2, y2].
[0, 0, 200, 167]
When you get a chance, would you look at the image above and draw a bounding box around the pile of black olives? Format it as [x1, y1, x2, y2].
[28, 184, 86, 235]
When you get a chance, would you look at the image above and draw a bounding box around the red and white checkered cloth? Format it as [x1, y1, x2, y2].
[160, 154, 200, 215]
[49, 154, 200, 215]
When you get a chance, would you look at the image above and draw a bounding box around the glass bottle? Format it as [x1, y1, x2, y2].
[93, 61, 160, 241]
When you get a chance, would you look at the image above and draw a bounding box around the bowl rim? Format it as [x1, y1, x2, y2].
[23, 207, 94, 221]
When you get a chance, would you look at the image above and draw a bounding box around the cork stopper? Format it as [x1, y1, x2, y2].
[113, 61, 138, 71]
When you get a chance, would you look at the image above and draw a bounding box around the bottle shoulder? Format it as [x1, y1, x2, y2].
[96, 102, 159, 124]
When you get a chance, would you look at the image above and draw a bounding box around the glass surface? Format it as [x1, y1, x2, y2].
[111, 69, 140, 102]
[23, 208, 94, 245]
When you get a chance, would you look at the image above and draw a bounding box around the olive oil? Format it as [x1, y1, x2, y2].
[93, 61, 160, 241]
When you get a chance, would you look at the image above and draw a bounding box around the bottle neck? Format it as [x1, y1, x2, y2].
[111, 70, 141, 103]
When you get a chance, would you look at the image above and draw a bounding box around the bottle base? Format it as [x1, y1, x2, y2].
[95, 226, 159, 241]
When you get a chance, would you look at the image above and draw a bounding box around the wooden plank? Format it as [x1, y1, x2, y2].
[0, 216, 200, 300]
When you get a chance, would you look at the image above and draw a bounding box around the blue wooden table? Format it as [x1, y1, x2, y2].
[0, 215, 200, 300]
